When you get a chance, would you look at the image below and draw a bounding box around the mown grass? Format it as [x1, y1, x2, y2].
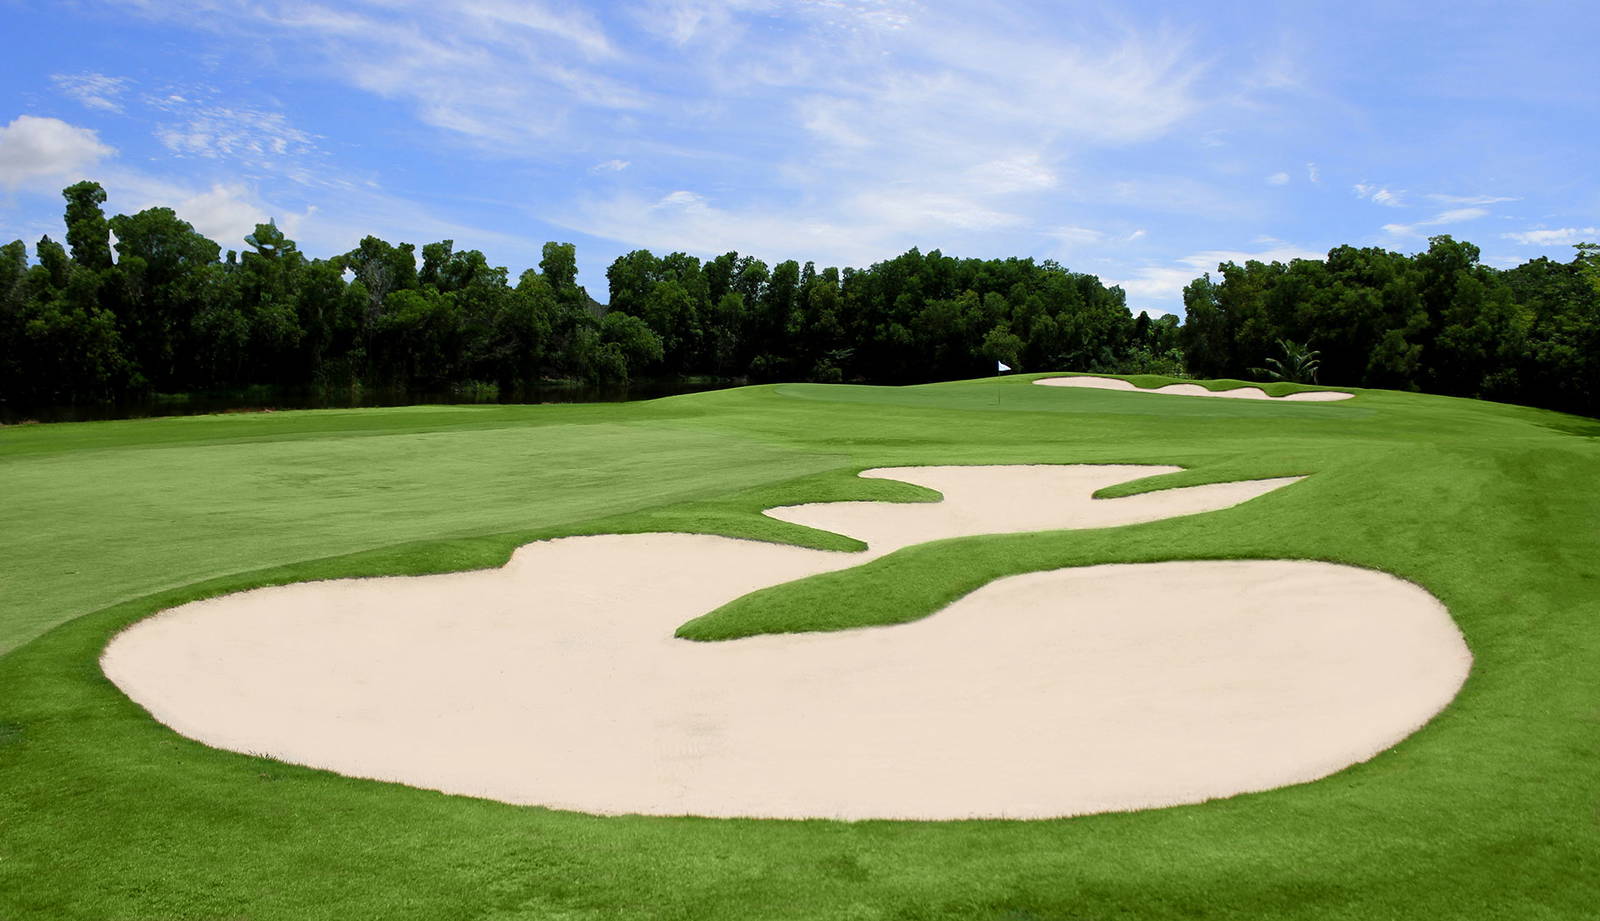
[1, 373, 1597, 919]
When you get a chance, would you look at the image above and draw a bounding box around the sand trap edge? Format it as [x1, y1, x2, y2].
[1034, 376, 1355, 401]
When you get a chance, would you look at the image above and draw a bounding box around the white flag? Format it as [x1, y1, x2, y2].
[996, 361, 1012, 373]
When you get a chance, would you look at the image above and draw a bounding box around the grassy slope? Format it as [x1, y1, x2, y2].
[1, 374, 1598, 920]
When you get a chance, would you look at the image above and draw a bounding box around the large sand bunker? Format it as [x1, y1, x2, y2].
[1035, 376, 1355, 401]
[102, 466, 1469, 820]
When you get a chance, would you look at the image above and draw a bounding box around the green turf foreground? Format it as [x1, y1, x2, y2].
[2, 374, 1598, 920]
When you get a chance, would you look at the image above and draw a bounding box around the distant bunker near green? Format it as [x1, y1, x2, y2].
[1035, 376, 1357, 401]
[102, 465, 1469, 820]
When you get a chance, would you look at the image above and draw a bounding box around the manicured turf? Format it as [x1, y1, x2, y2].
[1, 373, 1597, 919]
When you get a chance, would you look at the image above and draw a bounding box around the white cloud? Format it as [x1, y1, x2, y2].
[568, 188, 883, 269]
[458, 0, 617, 59]
[0, 116, 116, 189]
[1266, 171, 1289, 185]
[1382, 207, 1489, 237]
[657, 190, 707, 208]
[1361, 187, 1517, 238]
[107, 0, 1219, 236]
[236, 1, 639, 148]
[1116, 243, 1323, 307]
[52, 72, 131, 112]
[1305, 162, 1320, 183]
[90, 166, 529, 265]
[1502, 227, 1600, 246]
[1048, 226, 1105, 245]
[851, 188, 1024, 231]
[1115, 264, 1203, 304]
[173, 183, 273, 245]
[801, 97, 874, 148]
[94, 169, 282, 247]
[0, 114, 532, 274]
[0, 114, 295, 248]
[539, 7, 1231, 274]
[1354, 183, 1404, 207]
[969, 155, 1057, 194]
[1180, 245, 1325, 269]
[640, 0, 725, 47]
[1094, 175, 1247, 217]
[1433, 207, 1490, 223]
[151, 98, 315, 166]
[90, 0, 1339, 305]
[787, 18, 1207, 164]
[1429, 193, 1518, 206]
[571, 182, 1026, 269]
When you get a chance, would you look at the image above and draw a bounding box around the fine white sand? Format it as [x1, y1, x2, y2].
[1035, 376, 1355, 401]
[102, 465, 1469, 820]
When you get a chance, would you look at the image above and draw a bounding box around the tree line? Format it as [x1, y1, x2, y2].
[1182, 237, 1600, 416]
[1, 180, 1596, 416]
[0, 180, 1179, 404]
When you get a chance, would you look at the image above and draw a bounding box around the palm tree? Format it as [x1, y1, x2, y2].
[1250, 338, 1321, 384]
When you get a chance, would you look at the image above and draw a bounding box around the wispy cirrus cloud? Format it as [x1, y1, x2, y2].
[1355, 184, 1520, 241]
[150, 96, 316, 168]
[1354, 183, 1404, 207]
[51, 72, 132, 113]
[1381, 207, 1491, 237]
[0, 105, 524, 262]
[1428, 193, 1518, 206]
[16, 0, 1589, 315]
[109, 0, 1223, 271]
[1502, 227, 1599, 246]
[547, 2, 1233, 281]
[0, 106, 303, 247]
[237, 1, 636, 148]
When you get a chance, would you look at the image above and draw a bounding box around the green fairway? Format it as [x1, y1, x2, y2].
[2, 374, 1597, 919]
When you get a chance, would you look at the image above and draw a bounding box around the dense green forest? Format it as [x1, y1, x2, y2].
[2, 180, 1597, 416]
[1183, 238, 1600, 416]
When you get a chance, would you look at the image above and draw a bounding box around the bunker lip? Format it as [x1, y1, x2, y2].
[101, 465, 1468, 821]
[1034, 375, 1355, 401]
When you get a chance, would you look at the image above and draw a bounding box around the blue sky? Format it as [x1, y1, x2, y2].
[1, 0, 1596, 315]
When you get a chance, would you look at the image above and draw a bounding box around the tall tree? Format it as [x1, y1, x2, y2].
[107, 207, 221, 388]
[62, 180, 113, 271]
[540, 242, 578, 296]
[343, 236, 417, 324]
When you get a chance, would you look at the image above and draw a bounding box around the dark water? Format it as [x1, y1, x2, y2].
[0, 379, 741, 425]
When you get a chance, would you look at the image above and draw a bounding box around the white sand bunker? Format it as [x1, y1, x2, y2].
[103, 466, 1468, 820]
[1036, 376, 1355, 401]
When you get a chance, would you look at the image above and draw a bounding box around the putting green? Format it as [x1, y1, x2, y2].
[2, 373, 1597, 919]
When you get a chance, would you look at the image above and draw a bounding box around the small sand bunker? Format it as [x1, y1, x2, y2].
[1036, 376, 1355, 401]
[102, 466, 1467, 820]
